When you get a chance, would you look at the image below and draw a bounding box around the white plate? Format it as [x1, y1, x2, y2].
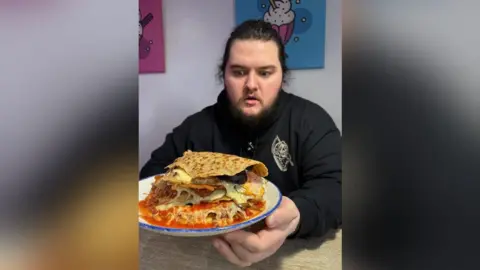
[138, 175, 282, 237]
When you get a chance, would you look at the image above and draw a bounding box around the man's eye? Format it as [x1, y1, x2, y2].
[259, 71, 271, 77]
[232, 70, 246, 76]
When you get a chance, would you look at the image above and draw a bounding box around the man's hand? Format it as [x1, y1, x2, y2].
[212, 196, 300, 267]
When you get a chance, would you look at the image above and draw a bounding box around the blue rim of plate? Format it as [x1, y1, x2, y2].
[138, 177, 283, 233]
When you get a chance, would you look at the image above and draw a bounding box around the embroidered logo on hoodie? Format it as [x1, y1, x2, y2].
[271, 135, 294, 172]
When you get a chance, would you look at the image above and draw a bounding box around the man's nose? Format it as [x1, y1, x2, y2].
[245, 72, 258, 91]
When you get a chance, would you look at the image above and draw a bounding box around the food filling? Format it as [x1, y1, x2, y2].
[141, 169, 266, 228]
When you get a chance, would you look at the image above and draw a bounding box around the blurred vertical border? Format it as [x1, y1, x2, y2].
[343, 1, 480, 269]
[0, 1, 139, 269]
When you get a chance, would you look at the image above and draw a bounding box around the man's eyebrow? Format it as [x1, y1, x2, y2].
[229, 64, 246, 69]
[229, 65, 276, 69]
[257, 65, 276, 70]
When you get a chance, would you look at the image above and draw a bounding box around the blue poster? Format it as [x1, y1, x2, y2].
[235, 0, 326, 70]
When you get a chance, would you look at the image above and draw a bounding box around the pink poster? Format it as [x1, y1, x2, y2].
[139, 0, 165, 73]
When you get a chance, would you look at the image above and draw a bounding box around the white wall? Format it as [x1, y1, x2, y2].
[139, 0, 342, 167]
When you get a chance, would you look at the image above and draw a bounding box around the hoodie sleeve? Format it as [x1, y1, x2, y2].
[287, 106, 342, 239]
[139, 117, 192, 179]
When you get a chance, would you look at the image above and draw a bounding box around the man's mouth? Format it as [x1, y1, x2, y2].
[244, 96, 260, 106]
[245, 95, 259, 101]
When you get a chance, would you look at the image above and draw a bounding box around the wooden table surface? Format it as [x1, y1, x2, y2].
[140, 229, 342, 270]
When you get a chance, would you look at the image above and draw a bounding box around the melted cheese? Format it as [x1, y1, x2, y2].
[222, 181, 253, 204]
[243, 178, 266, 196]
[159, 201, 246, 226]
[180, 183, 215, 191]
[170, 168, 192, 183]
[156, 173, 264, 210]
[156, 188, 226, 211]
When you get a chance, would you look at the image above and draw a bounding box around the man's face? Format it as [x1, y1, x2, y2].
[224, 39, 283, 121]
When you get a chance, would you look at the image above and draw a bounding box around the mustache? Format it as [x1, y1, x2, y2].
[242, 93, 262, 102]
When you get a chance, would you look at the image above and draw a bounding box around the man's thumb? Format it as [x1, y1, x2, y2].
[266, 214, 277, 228]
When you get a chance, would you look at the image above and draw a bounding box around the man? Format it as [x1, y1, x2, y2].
[140, 19, 341, 267]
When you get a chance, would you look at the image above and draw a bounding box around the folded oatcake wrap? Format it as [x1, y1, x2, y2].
[162, 150, 268, 182]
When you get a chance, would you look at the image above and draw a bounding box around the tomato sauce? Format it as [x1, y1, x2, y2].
[138, 200, 266, 229]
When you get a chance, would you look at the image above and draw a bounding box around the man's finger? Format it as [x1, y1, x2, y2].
[222, 230, 267, 253]
[212, 237, 251, 267]
[266, 197, 298, 229]
[233, 231, 287, 263]
[223, 228, 285, 254]
[230, 242, 255, 262]
[257, 227, 288, 245]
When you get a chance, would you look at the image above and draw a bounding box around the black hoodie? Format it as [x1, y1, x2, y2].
[140, 90, 342, 239]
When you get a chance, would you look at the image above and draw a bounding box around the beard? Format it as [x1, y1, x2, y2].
[228, 94, 280, 128]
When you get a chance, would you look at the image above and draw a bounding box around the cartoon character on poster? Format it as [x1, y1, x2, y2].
[235, 0, 325, 70]
[264, 0, 296, 46]
[139, 9, 154, 60]
[139, 0, 165, 74]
